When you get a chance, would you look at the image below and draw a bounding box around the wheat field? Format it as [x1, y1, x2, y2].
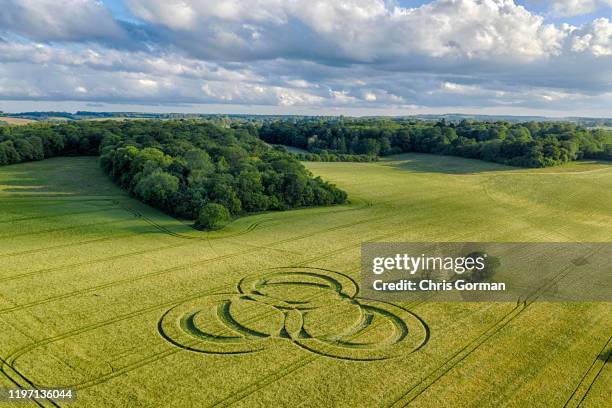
[0, 154, 610, 407]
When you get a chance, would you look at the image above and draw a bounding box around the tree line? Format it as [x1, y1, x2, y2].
[271, 145, 378, 162]
[0, 120, 347, 229]
[292, 152, 378, 162]
[259, 119, 612, 167]
[0, 122, 103, 165]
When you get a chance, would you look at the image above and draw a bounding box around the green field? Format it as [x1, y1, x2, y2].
[0, 154, 610, 407]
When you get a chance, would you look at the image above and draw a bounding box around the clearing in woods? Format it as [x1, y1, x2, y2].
[0, 154, 610, 407]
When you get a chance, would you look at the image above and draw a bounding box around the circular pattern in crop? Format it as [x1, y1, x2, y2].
[159, 268, 428, 360]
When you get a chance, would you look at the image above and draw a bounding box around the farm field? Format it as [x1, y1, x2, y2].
[0, 117, 38, 126]
[0, 154, 611, 407]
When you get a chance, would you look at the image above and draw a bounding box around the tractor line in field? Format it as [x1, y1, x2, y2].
[563, 334, 612, 408]
[389, 248, 597, 407]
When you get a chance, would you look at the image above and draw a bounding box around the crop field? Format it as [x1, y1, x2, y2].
[0, 154, 610, 407]
[0, 117, 38, 126]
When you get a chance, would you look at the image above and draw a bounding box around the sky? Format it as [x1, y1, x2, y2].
[0, 0, 610, 117]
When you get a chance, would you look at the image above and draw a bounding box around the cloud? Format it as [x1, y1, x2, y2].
[440, 82, 484, 95]
[364, 92, 377, 101]
[0, 0, 610, 116]
[127, 0, 288, 27]
[126, 0, 568, 62]
[126, 0, 198, 30]
[200, 81, 324, 106]
[571, 18, 612, 56]
[0, 41, 261, 82]
[0, 0, 123, 41]
[546, 0, 612, 17]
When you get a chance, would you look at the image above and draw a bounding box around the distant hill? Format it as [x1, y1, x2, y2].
[403, 114, 612, 127]
[1, 111, 610, 127]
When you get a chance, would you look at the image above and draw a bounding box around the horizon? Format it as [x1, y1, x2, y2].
[1, 107, 611, 120]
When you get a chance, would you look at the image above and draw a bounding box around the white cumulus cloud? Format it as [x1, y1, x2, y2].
[0, 0, 123, 41]
[571, 18, 612, 56]
[547, 0, 612, 17]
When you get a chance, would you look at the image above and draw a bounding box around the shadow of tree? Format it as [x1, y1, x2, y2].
[598, 348, 611, 363]
[381, 153, 517, 175]
[0, 156, 125, 197]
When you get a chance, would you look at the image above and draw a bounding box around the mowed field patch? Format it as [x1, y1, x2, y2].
[0, 117, 38, 126]
[0, 155, 610, 407]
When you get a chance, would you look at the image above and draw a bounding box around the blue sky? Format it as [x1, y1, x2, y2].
[0, 0, 610, 117]
[103, 0, 138, 22]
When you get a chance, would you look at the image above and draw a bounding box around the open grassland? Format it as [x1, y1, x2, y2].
[0, 154, 610, 407]
[0, 117, 38, 126]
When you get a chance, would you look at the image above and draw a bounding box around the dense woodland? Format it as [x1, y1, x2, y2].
[260, 119, 612, 167]
[0, 121, 347, 229]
